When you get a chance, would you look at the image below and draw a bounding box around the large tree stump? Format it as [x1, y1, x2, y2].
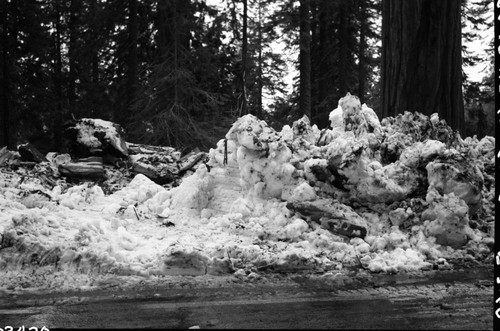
[66, 119, 128, 159]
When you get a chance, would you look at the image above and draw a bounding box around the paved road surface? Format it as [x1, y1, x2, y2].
[0, 267, 493, 329]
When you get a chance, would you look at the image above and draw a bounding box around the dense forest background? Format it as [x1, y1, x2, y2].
[0, 0, 494, 153]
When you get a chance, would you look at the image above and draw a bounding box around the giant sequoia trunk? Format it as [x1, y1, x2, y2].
[381, 0, 464, 133]
[241, 0, 248, 115]
[299, 0, 312, 120]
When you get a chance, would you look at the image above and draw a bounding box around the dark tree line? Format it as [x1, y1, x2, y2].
[0, 0, 492, 152]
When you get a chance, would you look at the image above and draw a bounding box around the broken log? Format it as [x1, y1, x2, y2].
[127, 143, 206, 184]
[177, 149, 206, 175]
[127, 142, 178, 157]
[59, 156, 105, 179]
[18, 143, 48, 163]
[286, 200, 367, 239]
[130, 161, 176, 185]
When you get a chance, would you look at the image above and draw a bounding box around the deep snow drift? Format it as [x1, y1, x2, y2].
[0, 94, 494, 292]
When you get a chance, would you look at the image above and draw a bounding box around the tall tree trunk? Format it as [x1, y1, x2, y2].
[309, 0, 318, 122]
[54, 0, 64, 151]
[241, 0, 248, 115]
[317, 0, 332, 127]
[1, 0, 10, 148]
[68, 0, 78, 115]
[358, 0, 366, 104]
[126, 0, 138, 121]
[91, 0, 99, 86]
[299, 0, 312, 119]
[338, 0, 348, 96]
[381, 0, 464, 132]
[256, 0, 263, 118]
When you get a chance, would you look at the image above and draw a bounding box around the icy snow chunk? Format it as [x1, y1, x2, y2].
[361, 103, 381, 133]
[388, 208, 410, 227]
[280, 125, 294, 143]
[229, 197, 254, 217]
[226, 114, 278, 151]
[426, 156, 483, 208]
[303, 158, 329, 184]
[352, 162, 421, 204]
[292, 115, 317, 143]
[338, 93, 370, 137]
[284, 218, 309, 241]
[209, 138, 238, 167]
[58, 183, 105, 209]
[430, 113, 439, 125]
[290, 182, 316, 202]
[399, 140, 445, 167]
[329, 105, 344, 131]
[363, 248, 431, 273]
[112, 173, 165, 205]
[422, 190, 471, 248]
[387, 227, 410, 249]
[116, 226, 139, 251]
[169, 164, 213, 211]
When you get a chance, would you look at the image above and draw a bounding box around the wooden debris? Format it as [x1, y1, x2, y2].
[66, 118, 128, 158]
[59, 156, 105, 179]
[286, 200, 367, 239]
[177, 148, 205, 175]
[128, 143, 206, 184]
[18, 143, 48, 163]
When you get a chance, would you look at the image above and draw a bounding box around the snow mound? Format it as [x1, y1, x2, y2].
[0, 93, 494, 292]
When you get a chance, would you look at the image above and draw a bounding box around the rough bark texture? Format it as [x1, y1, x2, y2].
[241, 0, 248, 115]
[299, 0, 312, 120]
[54, 0, 64, 151]
[357, 0, 367, 104]
[338, 1, 348, 96]
[1, 0, 10, 148]
[381, 0, 464, 133]
[68, 0, 79, 114]
[126, 0, 138, 117]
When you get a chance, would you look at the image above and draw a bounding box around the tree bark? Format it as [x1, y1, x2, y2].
[358, 0, 366, 104]
[91, 0, 99, 86]
[316, 0, 332, 128]
[299, 0, 312, 119]
[241, 0, 248, 115]
[381, 0, 464, 133]
[126, 0, 138, 118]
[338, 1, 348, 96]
[54, 0, 64, 151]
[68, 0, 78, 115]
[1, 0, 10, 148]
[256, 0, 263, 118]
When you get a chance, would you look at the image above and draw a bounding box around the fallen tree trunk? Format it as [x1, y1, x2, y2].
[286, 200, 367, 239]
[127, 143, 206, 184]
[59, 156, 105, 179]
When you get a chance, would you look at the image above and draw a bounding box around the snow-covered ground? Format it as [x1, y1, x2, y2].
[0, 94, 494, 293]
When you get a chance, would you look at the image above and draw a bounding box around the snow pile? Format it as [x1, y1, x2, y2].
[0, 93, 494, 292]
